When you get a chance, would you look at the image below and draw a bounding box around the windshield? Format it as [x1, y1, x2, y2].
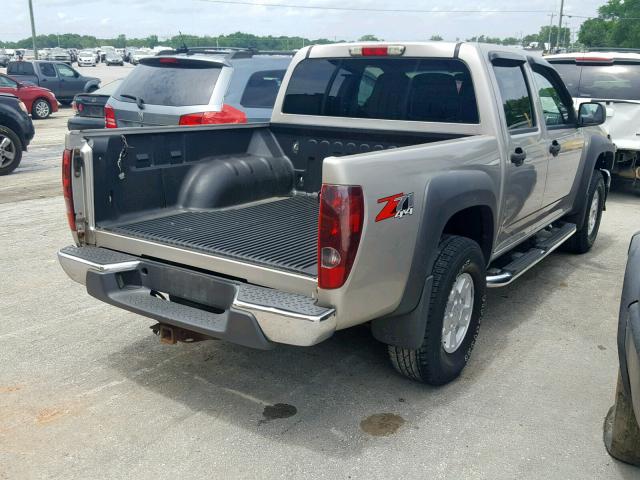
[114, 63, 221, 106]
[552, 62, 640, 100]
[79, 50, 93, 56]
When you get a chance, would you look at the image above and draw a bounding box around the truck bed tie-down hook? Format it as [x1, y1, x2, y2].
[117, 135, 134, 180]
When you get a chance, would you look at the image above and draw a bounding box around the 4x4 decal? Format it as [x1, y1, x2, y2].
[375, 192, 414, 222]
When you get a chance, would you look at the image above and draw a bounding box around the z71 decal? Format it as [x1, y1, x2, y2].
[375, 192, 414, 222]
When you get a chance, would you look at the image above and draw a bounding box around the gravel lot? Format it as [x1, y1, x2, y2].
[1, 63, 639, 479]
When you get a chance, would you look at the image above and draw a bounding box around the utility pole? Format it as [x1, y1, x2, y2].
[547, 13, 555, 50]
[557, 0, 565, 52]
[28, 0, 38, 59]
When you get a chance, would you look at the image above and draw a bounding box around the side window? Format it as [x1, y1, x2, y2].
[532, 69, 574, 127]
[240, 69, 286, 109]
[493, 64, 536, 132]
[56, 63, 76, 78]
[0, 76, 17, 88]
[40, 63, 57, 78]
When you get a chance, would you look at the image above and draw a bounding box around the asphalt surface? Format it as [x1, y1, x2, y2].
[1, 63, 640, 479]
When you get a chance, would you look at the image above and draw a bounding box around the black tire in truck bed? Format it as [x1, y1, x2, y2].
[107, 195, 319, 277]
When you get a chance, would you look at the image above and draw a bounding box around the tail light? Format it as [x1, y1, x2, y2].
[178, 105, 247, 126]
[317, 184, 364, 290]
[104, 104, 117, 128]
[62, 148, 76, 232]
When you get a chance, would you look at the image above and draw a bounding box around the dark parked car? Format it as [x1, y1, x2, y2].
[68, 79, 121, 130]
[6, 61, 100, 104]
[105, 51, 124, 66]
[605, 232, 640, 466]
[106, 47, 292, 127]
[47, 48, 72, 65]
[0, 93, 35, 175]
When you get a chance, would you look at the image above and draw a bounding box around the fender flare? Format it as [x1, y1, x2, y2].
[84, 80, 101, 93]
[570, 134, 614, 216]
[372, 170, 497, 349]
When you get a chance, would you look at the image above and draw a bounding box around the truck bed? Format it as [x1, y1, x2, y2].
[105, 195, 319, 276]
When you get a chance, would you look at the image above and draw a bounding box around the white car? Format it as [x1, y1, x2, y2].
[548, 51, 640, 183]
[77, 50, 97, 67]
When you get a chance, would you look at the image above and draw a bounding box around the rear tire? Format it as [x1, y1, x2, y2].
[387, 236, 486, 385]
[564, 171, 605, 254]
[31, 98, 51, 119]
[0, 126, 23, 176]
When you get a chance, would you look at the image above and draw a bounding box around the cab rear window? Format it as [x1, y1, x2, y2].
[282, 58, 479, 123]
[7, 62, 35, 75]
[114, 63, 221, 107]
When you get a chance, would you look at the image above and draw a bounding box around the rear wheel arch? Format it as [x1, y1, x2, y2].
[441, 205, 494, 265]
[371, 172, 497, 349]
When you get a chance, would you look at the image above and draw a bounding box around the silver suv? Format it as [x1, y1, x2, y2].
[106, 48, 293, 127]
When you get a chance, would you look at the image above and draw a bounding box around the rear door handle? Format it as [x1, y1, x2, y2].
[510, 147, 526, 166]
[549, 140, 561, 156]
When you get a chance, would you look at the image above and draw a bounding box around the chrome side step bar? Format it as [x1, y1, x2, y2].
[486, 222, 577, 288]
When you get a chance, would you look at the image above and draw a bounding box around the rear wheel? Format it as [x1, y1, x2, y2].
[387, 236, 486, 385]
[564, 171, 605, 254]
[0, 126, 23, 176]
[32, 98, 51, 119]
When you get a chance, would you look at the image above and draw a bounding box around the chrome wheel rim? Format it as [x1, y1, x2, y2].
[35, 101, 49, 118]
[0, 135, 16, 167]
[588, 190, 600, 236]
[442, 272, 474, 354]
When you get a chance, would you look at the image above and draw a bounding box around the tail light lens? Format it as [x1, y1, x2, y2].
[62, 148, 76, 232]
[317, 184, 364, 290]
[179, 105, 247, 126]
[104, 104, 117, 128]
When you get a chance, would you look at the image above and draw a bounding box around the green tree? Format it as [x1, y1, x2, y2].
[429, 34, 443, 41]
[579, 0, 640, 48]
[358, 34, 380, 41]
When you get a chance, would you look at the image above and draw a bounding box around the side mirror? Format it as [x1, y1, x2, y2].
[74, 70, 80, 78]
[578, 102, 606, 127]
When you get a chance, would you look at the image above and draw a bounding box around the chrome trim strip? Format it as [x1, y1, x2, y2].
[93, 230, 318, 296]
[486, 225, 576, 288]
[233, 298, 334, 323]
[57, 250, 140, 284]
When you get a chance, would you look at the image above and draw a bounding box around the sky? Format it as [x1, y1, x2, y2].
[2, 0, 606, 42]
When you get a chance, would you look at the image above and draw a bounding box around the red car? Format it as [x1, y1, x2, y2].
[0, 73, 59, 119]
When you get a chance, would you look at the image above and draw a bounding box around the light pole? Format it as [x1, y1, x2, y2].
[547, 13, 555, 50]
[28, 0, 38, 59]
[557, 0, 565, 52]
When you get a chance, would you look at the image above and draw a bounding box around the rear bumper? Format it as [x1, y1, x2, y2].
[58, 245, 335, 348]
[67, 115, 104, 131]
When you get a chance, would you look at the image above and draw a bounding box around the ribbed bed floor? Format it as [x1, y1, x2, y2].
[108, 195, 319, 276]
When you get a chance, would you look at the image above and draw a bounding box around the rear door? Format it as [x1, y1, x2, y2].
[491, 59, 548, 232]
[224, 58, 290, 123]
[38, 62, 60, 94]
[530, 64, 584, 204]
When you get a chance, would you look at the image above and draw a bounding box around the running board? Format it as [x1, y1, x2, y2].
[486, 222, 576, 288]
